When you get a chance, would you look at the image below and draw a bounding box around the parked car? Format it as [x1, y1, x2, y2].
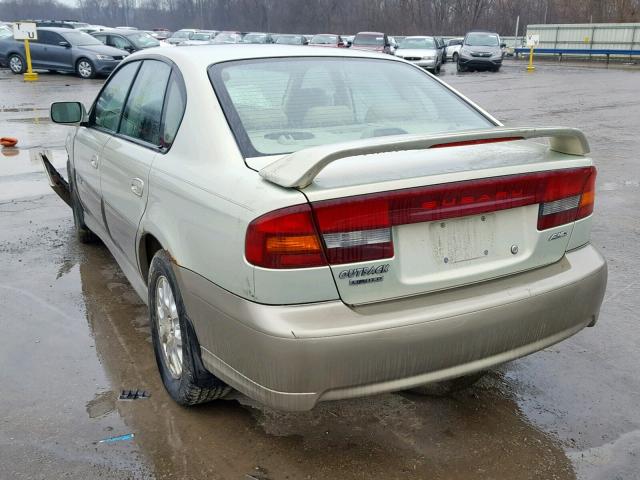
[92, 29, 161, 53]
[352, 31, 393, 54]
[446, 37, 464, 62]
[394, 36, 442, 74]
[182, 31, 218, 45]
[0, 25, 12, 40]
[167, 29, 197, 45]
[47, 45, 606, 411]
[151, 28, 172, 41]
[0, 27, 128, 78]
[211, 31, 244, 44]
[457, 31, 505, 72]
[274, 34, 308, 45]
[342, 35, 354, 47]
[241, 32, 275, 44]
[308, 34, 346, 47]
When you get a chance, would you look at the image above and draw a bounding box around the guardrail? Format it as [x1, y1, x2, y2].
[514, 47, 640, 63]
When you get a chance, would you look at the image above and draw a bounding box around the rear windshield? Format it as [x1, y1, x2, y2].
[465, 33, 500, 47]
[310, 35, 337, 44]
[353, 34, 384, 46]
[209, 57, 494, 157]
[399, 37, 435, 49]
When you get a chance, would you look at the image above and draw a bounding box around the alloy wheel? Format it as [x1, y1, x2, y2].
[155, 275, 183, 379]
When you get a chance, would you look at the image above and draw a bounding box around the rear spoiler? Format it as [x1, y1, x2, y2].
[259, 127, 590, 189]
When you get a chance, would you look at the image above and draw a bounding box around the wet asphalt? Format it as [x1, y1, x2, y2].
[0, 59, 639, 479]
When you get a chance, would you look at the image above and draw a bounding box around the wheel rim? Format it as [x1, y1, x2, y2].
[155, 276, 183, 379]
[78, 61, 92, 77]
[9, 56, 22, 72]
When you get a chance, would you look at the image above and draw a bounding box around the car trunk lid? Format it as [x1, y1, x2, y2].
[252, 129, 595, 305]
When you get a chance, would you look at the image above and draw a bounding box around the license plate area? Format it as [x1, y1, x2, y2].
[430, 214, 496, 265]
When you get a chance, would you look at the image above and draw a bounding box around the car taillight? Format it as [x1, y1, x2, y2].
[245, 204, 326, 268]
[246, 167, 596, 269]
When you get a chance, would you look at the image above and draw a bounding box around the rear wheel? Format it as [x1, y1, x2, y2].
[8, 54, 25, 74]
[452, 52, 459, 63]
[408, 372, 486, 396]
[456, 60, 466, 73]
[149, 250, 231, 406]
[76, 58, 95, 79]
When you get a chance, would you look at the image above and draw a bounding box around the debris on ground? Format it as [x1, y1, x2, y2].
[119, 389, 151, 401]
[96, 433, 135, 444]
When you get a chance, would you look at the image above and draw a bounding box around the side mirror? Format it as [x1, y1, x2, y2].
[58, 41, 71, 48]
[500, 43, 506, 48]
[50, 101, 86, 125]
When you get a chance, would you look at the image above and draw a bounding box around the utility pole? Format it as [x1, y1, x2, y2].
[514, 15, 520, 49]
[544, 0, 548, 24]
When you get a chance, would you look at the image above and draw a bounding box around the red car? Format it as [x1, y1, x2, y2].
[352, 31, 393, 54]
[308, 34, 346, 48]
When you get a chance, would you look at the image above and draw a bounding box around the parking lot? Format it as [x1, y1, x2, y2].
[1, 59, 639, 479]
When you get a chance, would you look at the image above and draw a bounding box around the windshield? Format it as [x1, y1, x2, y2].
[242, 34, 268, 44]
[129, 32, 160, 48]
[172, 31, 192, 39]
[310, 35, 337, 45]
[399, 37, 435, 49]
[191, 33, 212, 41]
[276, 35, 303, 45]
[62, 31, 103, 46]
[354, 34, 384, 46]
[213, 33, 241, 44]
[465, 33, 499, 47]
[209, 57, 493, 157]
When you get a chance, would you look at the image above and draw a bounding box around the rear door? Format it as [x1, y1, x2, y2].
[100, 59, 173, 268]
[74, 60, 141, 225]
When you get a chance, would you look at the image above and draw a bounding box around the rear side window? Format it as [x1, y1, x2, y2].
[209, 57, 494, 157]
[37, 31, 64, 45]
[119, 60, 171, 146]
[93, 61, 140, 132]
[160, 73, 187, 148]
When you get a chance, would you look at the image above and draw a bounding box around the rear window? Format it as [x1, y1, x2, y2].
[209, 57, 494, 157]
[310, 35, 337, 45]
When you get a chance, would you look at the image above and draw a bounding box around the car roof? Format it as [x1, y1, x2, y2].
[94, 29, 140, 36]
[404, 36, 434, 39]
[36, 27, 80, 33]
[129, 44, 401, 66]
[356, 31, 384, 35]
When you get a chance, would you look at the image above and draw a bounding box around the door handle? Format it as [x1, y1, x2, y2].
[90, 155, 99, 169]
[130, 178, 144, 197]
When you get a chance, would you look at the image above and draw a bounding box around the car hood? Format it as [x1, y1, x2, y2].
[76, 44, 129, 56]
[396, 48, 437, 57]
[463, 45, 501, 54]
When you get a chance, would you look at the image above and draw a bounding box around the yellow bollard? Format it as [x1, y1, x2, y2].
[526, 45, 535, 72]
[23, 39, 38, 82]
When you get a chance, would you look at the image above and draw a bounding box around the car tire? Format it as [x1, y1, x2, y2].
[407, 371, 486, 397]
[456, 61, 466, 73]
[69, 162, 98, 244]
[494, 66, 501, 72]
[441, 53, 446, 64]
[149, 250, 231, 406]
[435, 62, 441, 74]
[452, 52, 459, 63]
[8, 53, 25, 74]
[76, 58, 95, 79]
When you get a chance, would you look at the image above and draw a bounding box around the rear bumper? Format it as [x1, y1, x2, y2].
[176, 244, 607, 411]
